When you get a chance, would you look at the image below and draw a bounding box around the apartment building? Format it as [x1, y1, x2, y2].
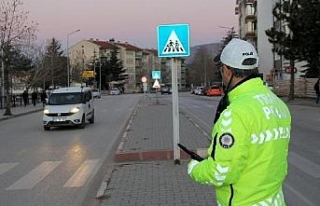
[69, 39, 186, 93]
[235, 0, 304, 81]
[160, 57, 186, 89]
[235, 0, 273, 81]
[141, 49, 161, 92]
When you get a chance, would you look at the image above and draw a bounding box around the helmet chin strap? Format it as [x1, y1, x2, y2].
[214, 74, 233, 124]
[223, 74, 234, 94]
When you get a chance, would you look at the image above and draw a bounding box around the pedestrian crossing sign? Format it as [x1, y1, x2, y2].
[152, 79, 161, 89]
[157, 24, 190, 57]
[152, 70, 161, 79]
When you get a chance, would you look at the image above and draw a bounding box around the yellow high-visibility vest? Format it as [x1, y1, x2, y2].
[189, 78, 291, 206]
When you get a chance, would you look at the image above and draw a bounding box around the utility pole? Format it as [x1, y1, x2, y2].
[1, 47, 4, 108]
[99, 52, 102, 92]
[204, 55, 207, 86]
[93, 50, 97, 88]
[81, 45, 85, 86]
[67, 29, 80, 87]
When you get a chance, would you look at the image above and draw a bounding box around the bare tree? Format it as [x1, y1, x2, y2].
[187, 46, 220, 87]
[0, 0, 38, 115]
[71, 50, 86, 84]
[23, 44, 52, 90]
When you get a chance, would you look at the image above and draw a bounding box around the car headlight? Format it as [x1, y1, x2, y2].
[70, 107, 80, 113]
[44, 109, 50, 114]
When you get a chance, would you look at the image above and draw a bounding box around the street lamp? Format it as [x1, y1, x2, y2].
[98, 53, 102, 92]
[67, 29, 80, 87]
[1, 47, 4, 107]
[218, 26, 235, 38]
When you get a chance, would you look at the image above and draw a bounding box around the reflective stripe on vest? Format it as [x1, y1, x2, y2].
[252, 189, 285, 206]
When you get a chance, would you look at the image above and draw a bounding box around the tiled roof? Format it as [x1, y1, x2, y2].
[90, 40, 119, 50]
[114, 42, 142, 52]
[143, 49, 158, 56]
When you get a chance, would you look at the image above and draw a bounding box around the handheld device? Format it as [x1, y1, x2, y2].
[177, 143, 204, 161]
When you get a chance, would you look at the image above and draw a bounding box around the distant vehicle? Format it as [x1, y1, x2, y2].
[190, 86, 199, 94]
[205, 85, 222, 96]
[109, 87, 121, 95]
[161, 86, 172, 94]
[43, 87, 95, 131]
[92, 88, 101, 98]
[194, 86, 205, 95]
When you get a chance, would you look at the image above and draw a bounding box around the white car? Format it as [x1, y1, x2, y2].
[109, 87, 121, 95]
[92, 89, 101, 98]
[194, 86, 204, 95]
[43, 87, 95, 130]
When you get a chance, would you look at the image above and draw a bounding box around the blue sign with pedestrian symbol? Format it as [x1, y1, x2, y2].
[152, 71, 161, 79]
[157, 24, 190, 58]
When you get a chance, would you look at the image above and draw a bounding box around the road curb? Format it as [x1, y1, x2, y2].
[0, 108, 43, 121]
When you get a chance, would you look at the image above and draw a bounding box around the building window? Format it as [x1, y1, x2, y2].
[246, 4, 255, 16]
[127, 59, 134, 64]
[127, 67, 134, 73]
[126, 51, 134, 55]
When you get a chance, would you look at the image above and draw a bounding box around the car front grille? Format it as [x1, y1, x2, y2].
[46, 113, 73, 117]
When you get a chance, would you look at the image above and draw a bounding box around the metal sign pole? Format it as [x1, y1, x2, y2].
[157, 23, 189, 164]
[171, 58, 180, 163]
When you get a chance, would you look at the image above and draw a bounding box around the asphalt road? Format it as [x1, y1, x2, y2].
[1, 92, 319, 205]
[0, 94, 142, 206]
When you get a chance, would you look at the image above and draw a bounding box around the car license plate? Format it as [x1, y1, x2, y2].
[53, 117, 65, 122]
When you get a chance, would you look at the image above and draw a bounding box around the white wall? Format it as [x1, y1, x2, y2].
[257, 1, 274, 80]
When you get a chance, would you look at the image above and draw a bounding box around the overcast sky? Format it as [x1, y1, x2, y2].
[23, 0, 237, 50]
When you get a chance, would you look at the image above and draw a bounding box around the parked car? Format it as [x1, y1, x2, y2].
[92, 89, 101, 98]
[161, 86, 171, 94]
[109, 87, 121, 95]
[194, 86, 205, 95]
[205, 85, 222, 96]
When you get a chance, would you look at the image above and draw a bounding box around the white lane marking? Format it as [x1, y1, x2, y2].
[6, 161, 62, 190]
[0, 163, 19, 175]
[284, 182, 317, 206]
[63, 159, 100, 188]
[289, 151, 320, 178]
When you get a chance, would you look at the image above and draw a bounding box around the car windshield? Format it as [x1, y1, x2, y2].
[48, 92, 83, 105]
[211, 86, 219, 89]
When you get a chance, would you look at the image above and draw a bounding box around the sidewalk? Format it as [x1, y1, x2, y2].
[97, 95, 217, 206]
[0, 103, 43, 121]
[97, 95, 319, 206]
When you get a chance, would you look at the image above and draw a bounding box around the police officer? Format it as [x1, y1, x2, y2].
[187, 39, 291, 206]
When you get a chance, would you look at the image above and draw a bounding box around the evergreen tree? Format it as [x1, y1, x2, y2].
[292, 0, 320, 77]
[265, 0, 300, 100]
[8, 46, 34, 90]
[44, 38, 66, 88]
[108, 48, 126, 82]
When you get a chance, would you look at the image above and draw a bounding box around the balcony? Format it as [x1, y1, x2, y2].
[245, 30, 257, 39]
[245, 14, 256, 21]
[135, 54, 143, 59]
[246, 0, 254, 4]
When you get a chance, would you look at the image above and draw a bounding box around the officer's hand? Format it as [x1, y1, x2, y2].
[188, 159, 199, 175]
